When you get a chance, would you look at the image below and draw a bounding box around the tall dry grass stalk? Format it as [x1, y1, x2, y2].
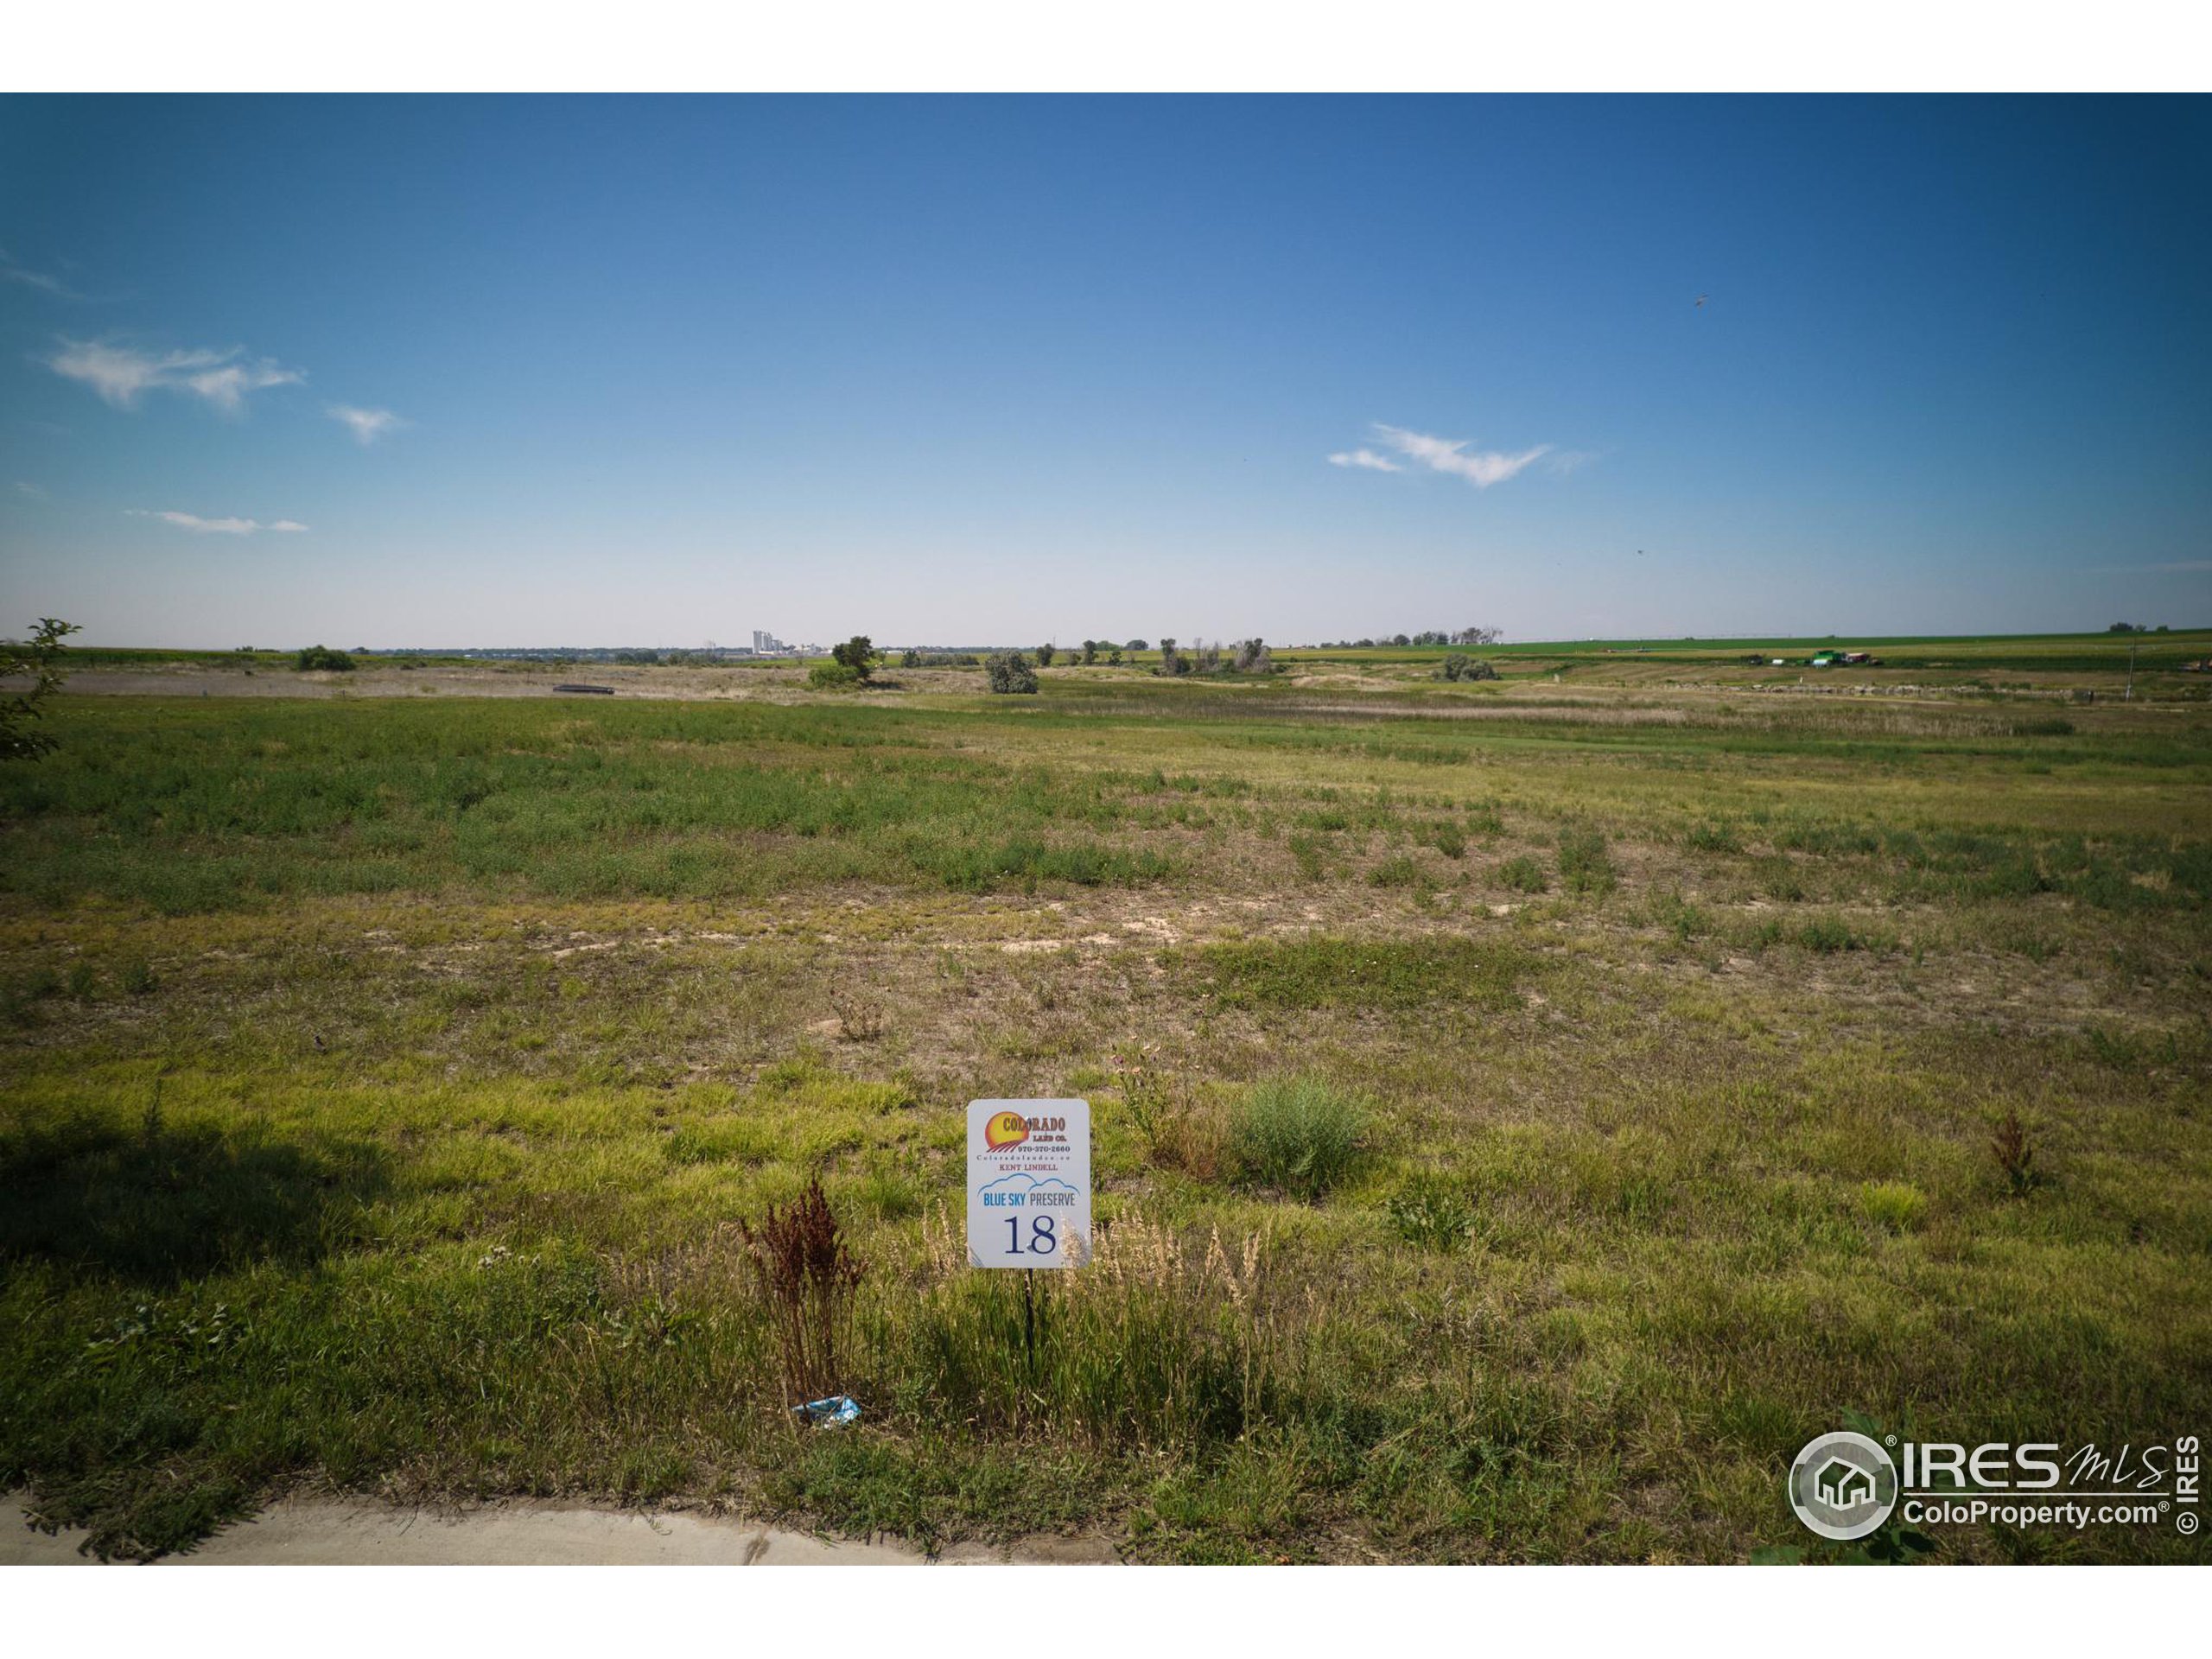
[895, 1208, 1277, 1451]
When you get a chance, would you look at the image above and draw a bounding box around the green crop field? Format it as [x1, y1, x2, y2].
[3, 654, 2209, 1561]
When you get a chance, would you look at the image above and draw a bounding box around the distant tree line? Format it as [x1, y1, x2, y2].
[1317, 626, 1503, 648]
[1152, 637, 1273, 677]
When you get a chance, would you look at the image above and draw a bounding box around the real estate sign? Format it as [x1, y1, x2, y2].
[966, 1099, 1090, 1268]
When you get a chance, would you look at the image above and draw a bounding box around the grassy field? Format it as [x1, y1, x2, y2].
[3, 653, 2209, 1561]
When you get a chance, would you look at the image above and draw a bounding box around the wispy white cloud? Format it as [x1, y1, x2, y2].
[0, 248, 89, 300]
[15, 480, 47, 499]
[47, 339, 305, 412]
[1327, 448, 1403, 473]
[327, 404, 407, 445]
[129, 509, 308, 536]
[1369, 423, 1554, 488]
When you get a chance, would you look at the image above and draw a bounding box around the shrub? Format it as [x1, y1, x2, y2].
[830, 635, 876, 678]
[1439, 654, 1498, 683]
[1234, 637, 1273, 674]
[985, 652, 1039, 695]
[1497, 855, 1548, 893]
[1797, 917, 1859, 952]
[1157, 638, 1187, 677]
[808, 662, 863, 690]
[294, 645, 354, 672]
[900, 649, 921, 668]
[1036, 644, 1056, 667]
[1231, 1077, 1369, 1200]
[1557, 829, 1616, 894]
[1, 617, 79, 762]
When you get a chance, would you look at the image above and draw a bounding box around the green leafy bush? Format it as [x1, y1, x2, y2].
[808, 662, 863, 690]
[1497, 855, 1548, 893]
[1231, 1076, 1369, 1200]
[294, 645, 354, 672]
[1439, 654, 1498, 683]
[986, 652, 1039, 695]
[1422, 824, 1466, 859]
[1557, 829, 1616, 894]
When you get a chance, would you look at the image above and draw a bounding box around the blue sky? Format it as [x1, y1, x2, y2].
[3, 94, 2206, 648]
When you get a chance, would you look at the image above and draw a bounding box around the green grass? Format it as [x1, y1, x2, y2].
[1187, 936, 1535, 1012]
[3, 677, 2209, 1564]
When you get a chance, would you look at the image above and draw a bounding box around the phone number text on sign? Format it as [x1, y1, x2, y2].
[966, 1099, 1090, 1268]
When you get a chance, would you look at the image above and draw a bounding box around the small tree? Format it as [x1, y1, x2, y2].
[1036, 643, 1057, 667]
[1080, 639, 1100, 665]
[296, 644, 355, 672]
[1108, 648, 1123, 666]
[1157, 637, 1183, 677]
[1, 618, 79, 762]
[830, 635, 876, 679]
[986, 651, 1039, 694]
[900, 648, 921, 668]
[1126, 639, 1149, 652]
[1235, 637, 1272, 674]
[1194, 639, 1222, 673]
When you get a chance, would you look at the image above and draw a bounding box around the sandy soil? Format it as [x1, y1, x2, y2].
[1, 1494, 1118, 1566]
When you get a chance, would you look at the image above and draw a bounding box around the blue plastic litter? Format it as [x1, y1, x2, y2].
[792, 1395, 861, 1427]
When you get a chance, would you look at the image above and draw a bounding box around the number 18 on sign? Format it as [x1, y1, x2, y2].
[967, 1099, 1090, 1268]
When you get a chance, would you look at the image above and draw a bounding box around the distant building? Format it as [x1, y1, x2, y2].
[751, 629, 791, 654]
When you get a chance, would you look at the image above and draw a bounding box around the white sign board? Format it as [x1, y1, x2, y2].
[966, 1098, 1090, 1269]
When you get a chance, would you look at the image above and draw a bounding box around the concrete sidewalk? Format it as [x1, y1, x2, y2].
[3, 1496, 1119, 1566]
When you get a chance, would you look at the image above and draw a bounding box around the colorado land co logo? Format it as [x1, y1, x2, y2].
[1789, 1431, 1900, 1541]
